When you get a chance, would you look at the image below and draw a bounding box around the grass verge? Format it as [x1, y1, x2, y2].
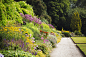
[71, 37, 86, 43]
[77, 44, 86, 55]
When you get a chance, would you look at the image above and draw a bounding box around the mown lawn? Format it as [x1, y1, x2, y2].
[71, 37, 86, 56]
[71, 37, 86, 43]
[77, 44, 86, 55]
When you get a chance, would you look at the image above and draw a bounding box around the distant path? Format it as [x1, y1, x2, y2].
[50, 37, 84, 57]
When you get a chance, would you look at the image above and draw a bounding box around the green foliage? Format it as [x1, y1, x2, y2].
[36, 40, 52, 56]
[62, 32, 71, 37]
[15, 0, 51, 24]
[37, 44, 48, 54]
[41, 18, 49, 24]
[21, 26, 33, 38]
[0, 2, 7, 26]
[0, 26, 27, 41]
[74, 30, 82, 35]
[47, 34, 57, 47]
[40, 13, 52, 24]
[0, 50, 35, 57]
[0, 1, 23, 26]
[26, 0, 47, 16]
[75, 0, 86, 8]
[19, 1, 34, 16]
[22, 22, 40, 40]
[67, 7, 86, 36]
[41, 23, 51, 32]
[1, 0, 14, 3]
[44, 0, 70, 29]
[0, 1, 35, 26]
[70, 12, 82, 32]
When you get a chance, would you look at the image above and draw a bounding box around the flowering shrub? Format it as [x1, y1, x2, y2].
[47, 34, 57, 47]
[48, 24, 54, 28]
[20, 13, 42, 26]
[36, 50, 46, 57]
[0, 26, 36, 55]
[0, 0, 62, 57]
[35, 40, 52, 57]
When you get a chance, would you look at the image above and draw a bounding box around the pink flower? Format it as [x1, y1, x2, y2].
[41, 37, 44, 40]
[36, 45, 38, 47]
[32, 37, 35, 40]
[32, 40, 35, 43]
[45, 39, 48, 42]
[34, 47, 36, 50]
[43, 40, 46, 43]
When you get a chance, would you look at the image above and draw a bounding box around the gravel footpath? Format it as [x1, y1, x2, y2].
[50, 37, 84, 57]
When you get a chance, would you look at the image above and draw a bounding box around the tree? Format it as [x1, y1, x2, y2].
[70, 12, 82, 32]
[43, 0, 70, 30]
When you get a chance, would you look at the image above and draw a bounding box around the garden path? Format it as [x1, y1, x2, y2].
[50, 37, 84, 57]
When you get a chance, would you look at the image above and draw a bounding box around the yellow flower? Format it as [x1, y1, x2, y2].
[25, 31, 28, 33]
[21, 29, 24, 31]
[7, 32, 9, 33]
[4, 29, 7, 31]
[36, 55, 39, 57]
[5, 27, 8, 29]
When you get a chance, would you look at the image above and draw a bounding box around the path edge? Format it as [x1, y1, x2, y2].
[70, 37, 86, 57]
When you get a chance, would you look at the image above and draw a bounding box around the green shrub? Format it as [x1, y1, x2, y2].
[41, 23, 51, 32]
[0, 50, 35, 57]
[22, 22, 40, 40]
[74, 30, 82, 35]
[19, 1, 34, 16]
[61, 34, 65, 37]
[0, 1, 35, 26]
[62, 32, 71, 37]
[2, 0, 14, 3]
[41, 18, 49, 24]
[21, 26, 33, 38]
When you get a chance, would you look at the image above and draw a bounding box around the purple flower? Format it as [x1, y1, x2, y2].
[24, 49, 27, 52]
[48, 24, 54, 28]
[0, 53, 4, 57]
[41, 25, 43, 27]
[23, 21, 26, 23]
[25, 14, 29, 20]
[45, 39, 49, 42]
[4, 39, 6, 41]
[20, 13, 25, 18]
[34, 47, 36, 50]
[25, 34, 27, 36]
[32, 40, 35, 43]
[34, 52, 37, 55]
[20, 45, 21, 47]
[22, 43, 24, 48]
[26, 43, 28, 45]
[32, 37, 35, 40]
[12, 38, 14, 42]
